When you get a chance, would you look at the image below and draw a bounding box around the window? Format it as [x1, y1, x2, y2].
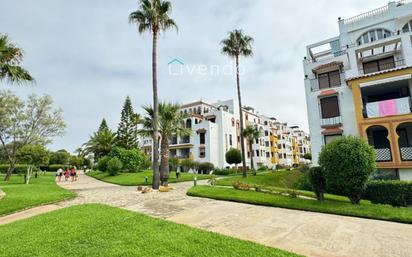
[265, 141, 269, 147]
[356, 29, 391, 45]
[199, 147, 205, 158]
[266, 152, 270, 158]
[264, 131, 269, 136]
[256, 150, 259, 157]
[229, 134, 233, 146]
[324, 134, 342, 145]
[199, 132, 205, 145]
[318, 70, 341, 89]
[231, 118, 235, 127]
[320, 96, 340, 119]
[362, 56, 395, 74]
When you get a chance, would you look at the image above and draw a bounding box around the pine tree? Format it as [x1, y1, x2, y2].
[116, 96, 140, 149]
[98, 118, 109, 132]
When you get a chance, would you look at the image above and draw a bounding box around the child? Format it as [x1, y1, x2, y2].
[70, 168, 75, 182]
[64, 169, 69, 181]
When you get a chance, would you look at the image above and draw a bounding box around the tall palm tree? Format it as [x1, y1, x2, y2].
[243, 125, 260, 174]
[221, 29, 253, 178]
[140, 103, 190, 186]
[129, 0, 178, 189]
[0, 34, 34, 84]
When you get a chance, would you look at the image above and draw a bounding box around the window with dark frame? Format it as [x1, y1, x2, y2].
[199, 147, 205, 158]
[320, 96, 340, 119]
[199, 132, 205, 145]
[318, 70, 341, 89]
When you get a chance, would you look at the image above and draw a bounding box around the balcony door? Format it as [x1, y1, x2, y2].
[362, 56, 395, 74]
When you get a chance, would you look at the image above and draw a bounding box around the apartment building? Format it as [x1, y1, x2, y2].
[139, 99, 311, 169]
[303, 1, 412, 180]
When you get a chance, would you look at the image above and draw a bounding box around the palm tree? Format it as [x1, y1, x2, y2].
[84, 129, 116, 161]
[243, 125, 260, 174]
[140, 103, 190, 186]
[0, 34, 34, 84]
[221, 29, 253, 178]
[129, 0, 178, 189]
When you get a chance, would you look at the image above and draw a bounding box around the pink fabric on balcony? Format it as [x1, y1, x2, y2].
[379, 99, 397, 116]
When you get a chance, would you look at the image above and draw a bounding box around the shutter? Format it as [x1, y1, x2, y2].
[320, 96, 339, 118]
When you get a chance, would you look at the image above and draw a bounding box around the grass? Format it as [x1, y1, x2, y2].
[216, 170, 302, 188]
[0, 204, 302, 257]
[0, 172, 76, 216]
[188, 186, 412, 224]
[88, 170, 211, 186]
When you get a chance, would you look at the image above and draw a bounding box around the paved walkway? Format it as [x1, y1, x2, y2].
[2, 173, 412, 257]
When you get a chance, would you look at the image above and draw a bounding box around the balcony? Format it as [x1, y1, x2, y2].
[179, 136, 190, 144]
[310, 72, 345, 91]
[321, 116, 342, 127]
[365, 97, 411, 118]
[359, 58, 405, 75]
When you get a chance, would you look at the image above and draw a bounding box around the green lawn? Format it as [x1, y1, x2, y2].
[188, 186, 412, 224]
[216, 170, 302, 188]
[0, 204, 302, 257]
[88, 170, 211, 186]
[0, 172, 76, 216]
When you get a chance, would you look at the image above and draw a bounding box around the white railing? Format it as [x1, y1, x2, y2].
[343, 5, 389, 25]
[375, 148, 392, 162]
[321, 116, 342, 127]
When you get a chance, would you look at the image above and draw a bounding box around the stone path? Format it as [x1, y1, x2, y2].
[2, 173, 412, 257]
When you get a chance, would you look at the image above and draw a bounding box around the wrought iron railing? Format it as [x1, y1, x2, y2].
[320, 116, 342, 127]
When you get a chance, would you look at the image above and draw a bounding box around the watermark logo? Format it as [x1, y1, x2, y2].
[168, 58, 244, 76]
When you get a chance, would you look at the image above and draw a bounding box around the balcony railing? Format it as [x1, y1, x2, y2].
[321, 116, 342, 127]
[310, 73, 346, 91]
[364, 97, 411, 118]
[400, 147, 412, 161]
[359, 59, 405, 75]
[375, 148, 392, 162]
[179, 137, 190, 144]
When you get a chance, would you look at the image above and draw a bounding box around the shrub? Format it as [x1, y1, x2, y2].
[258, 166, 268, 171]
[303, 153, 312, 160]
[48, 164, 65, 172]
[109, 147, 148, 172]
[319, 136, 376, 204]
[107, 157, 123, 176]
[365, 180, 412, 207]
[293, 172, 312, 191]
[198, 162, 214, 174]
[213, 168, 238, 176]
[308, 167, 326, 202]
[97, 156, 111, 172]
[276, 164, 288, 170]
[169, 157, 179, 172]
[297, 164, 310, 173]
[225, 148, 242, 166]
[233, 181, 254, 191]
[180, 159, 194, 172]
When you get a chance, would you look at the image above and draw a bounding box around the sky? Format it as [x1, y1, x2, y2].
[0, 0, 390, 153]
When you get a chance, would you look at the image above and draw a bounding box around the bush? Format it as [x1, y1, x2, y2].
[198, 162, 214, 174]
[107, 157, 123, 176]
[233, 181, 255, 191]
[180, 159, 194, 172]
[293, 172, 312, 191]
[276, 164, 288, 170]
[169, 157, 179, 172]
[213, 168, 238, 176]
[0, 164, 28, 174]
[308, 167, 326, 202]
[48, 164, 65, 171]
[225, 148, 242, 166]
[109, 147, 148, 172]
[365, 180, 412, 207]
[297, 164, 309, 173]
[97, 156, 111, 172]
[258, 166, 268, 171]
[319, 136, 376, 204]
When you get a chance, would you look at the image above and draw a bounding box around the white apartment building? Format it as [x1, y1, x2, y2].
[140, 99, 311, 169]
[303, 1, 412, 180]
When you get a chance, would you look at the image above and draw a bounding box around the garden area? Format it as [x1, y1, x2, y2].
[189, 136, 412, 224]
[0, 204, 301, 257]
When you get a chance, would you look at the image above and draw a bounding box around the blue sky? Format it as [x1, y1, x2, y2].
[0, 0, 389, 152]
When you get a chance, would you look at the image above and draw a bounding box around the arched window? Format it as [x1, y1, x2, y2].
[356, 29, 392, 46]
[402, 19, 412, 33]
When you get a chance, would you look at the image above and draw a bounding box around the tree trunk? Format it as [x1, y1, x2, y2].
[3, 161, 15, 181]
[151, 30, 160, 190]
[249, 140, 255, 173]
[236, 55, 247, 178]
[160, 135, 170, 187]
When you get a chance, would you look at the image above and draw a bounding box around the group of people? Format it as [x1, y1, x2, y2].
[55, 167, 78, 182]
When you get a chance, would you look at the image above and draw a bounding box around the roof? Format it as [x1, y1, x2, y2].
[312, 61, 343, 73]
[346, 65, 412, 82]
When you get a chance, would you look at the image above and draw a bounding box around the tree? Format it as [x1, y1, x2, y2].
[49, 149, 71, 165]
[17, 144, 49, 184]
[116, 97, 140, 149]
[303, 153, 312, 160]
[318, 136, 376, 204]
[84, 128, 116, 161]
[308, 167, 326, 202]
[109, 147, 148, 172]
[140, 103, 190, 186]
[98, 118, 109, 132]
[0, 34, 34, 85]
[0, 91, 65, 181]
[225, 148, 242, 167]
[242, 125, 260, 173]
[221, 29, 253, 178]
[129, 0, 178, 190]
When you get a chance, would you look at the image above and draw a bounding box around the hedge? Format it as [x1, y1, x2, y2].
[365, 180, 412, 207]
[0, 164, 28, 174]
